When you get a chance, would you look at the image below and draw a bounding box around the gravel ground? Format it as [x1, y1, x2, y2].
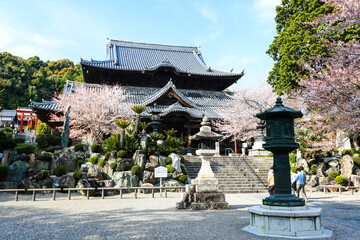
[0, 191, 359, 240]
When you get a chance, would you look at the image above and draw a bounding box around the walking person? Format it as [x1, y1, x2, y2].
[291, 169, 297, 195]
[295, 166, 308, 202]
[268, 166, 275, 196]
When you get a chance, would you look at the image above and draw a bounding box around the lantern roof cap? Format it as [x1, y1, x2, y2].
[255, 97, 303, 120]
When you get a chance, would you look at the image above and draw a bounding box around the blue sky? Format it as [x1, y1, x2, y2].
[0, 0, 281, 89]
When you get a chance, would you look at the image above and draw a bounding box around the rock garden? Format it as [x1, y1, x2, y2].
[0, 121, 189, 197]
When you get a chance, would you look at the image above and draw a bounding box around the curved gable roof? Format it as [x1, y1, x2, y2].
[81, 39, 243, 78]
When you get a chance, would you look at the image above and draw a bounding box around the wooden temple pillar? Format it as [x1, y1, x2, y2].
[186, 127, 192, 148]
[19, 112, 24, 132]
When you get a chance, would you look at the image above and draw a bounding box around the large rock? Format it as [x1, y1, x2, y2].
[86, 162, 103, 179]
[139, 183, 154, 193]
[321, 176, 335, 185]
[1, 150, 11, 166]
[6, 161, 29, 182]
[102, 162, 114, 179]
[308, 175, 319, 187]
[316, 163, 326, 178]
[327, 160, 340, 173]
[112, 171, 139, 189]
[59, 148, 77, 172]
[77, 179, 103, 196]
[133, 150, 145, 169]
[34, 160, 51, 171]
[28, 153, 36, 167]
[351, 174, 360, 187]
[142, 170, 155, 184]
[51, 157, 67, 175]
[59, 174, 76, 188]
[340, 155, 354, 179]
[149, 155, 159, 166]
[108, 151, 117, 163]
[169, 153, 181, 172]
[158, 155, 166, 167]
[116, 159, 132, 171]
[157, 179, 184, 192]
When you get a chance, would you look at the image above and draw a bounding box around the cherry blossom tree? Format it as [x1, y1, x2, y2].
[298, 0, 360, 136]
[213, 82, 278, 142]
[50, 83, 133, 144]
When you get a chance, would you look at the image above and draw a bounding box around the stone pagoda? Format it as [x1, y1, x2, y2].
[177, 116, 228, 210]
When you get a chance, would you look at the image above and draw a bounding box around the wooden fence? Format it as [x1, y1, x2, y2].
[0, 186, 185, 201]
[319, 185, 360, 195]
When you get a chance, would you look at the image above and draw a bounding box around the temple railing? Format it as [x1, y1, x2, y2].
[225, 148, 267, 188]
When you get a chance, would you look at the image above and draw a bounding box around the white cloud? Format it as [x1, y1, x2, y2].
[253, 0, 282, 23]
[194, 3, 218, 23]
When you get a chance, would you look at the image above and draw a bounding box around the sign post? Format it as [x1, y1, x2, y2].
[155, 166, 168, 197]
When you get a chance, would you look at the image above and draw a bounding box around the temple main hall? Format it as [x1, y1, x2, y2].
[31, 39, 244, 150]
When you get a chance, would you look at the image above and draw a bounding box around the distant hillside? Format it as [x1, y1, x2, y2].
[0, 52, 83, 109]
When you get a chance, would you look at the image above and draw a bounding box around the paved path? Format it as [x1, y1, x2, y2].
[0, 191, 359, 239]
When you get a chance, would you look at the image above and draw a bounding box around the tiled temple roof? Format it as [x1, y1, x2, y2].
[30, 80, 232, 119]
[81, 40, 243, 78]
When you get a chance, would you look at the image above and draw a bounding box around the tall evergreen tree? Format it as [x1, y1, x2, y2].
[266, 0, 334, 94]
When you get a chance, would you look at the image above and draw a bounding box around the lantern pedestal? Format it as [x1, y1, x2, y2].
[243, 205, 332, 239]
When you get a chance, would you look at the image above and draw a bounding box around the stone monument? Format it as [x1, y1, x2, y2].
[177, 116, 228, 210]
[61, 105, 70, 148]
[243, 97, 332, 238]
[248, 119, 272, 157]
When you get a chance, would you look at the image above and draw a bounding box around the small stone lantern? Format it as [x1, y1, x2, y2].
[149, 103, 161, 134]
[255, 97, 304, 206]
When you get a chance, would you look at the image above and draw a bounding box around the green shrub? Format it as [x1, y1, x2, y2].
[328, 171, 339, 178]
[131, 165, 141, 176]
[105, 152, 110, 159]
[353, 156, 360, 167]
[291, 166, 298, 173]
[343, 149, 356, 157]
[289, 153, 296, 164]
[55, 165, 67, 177]
[165, 157, 172, 165]
[0, 136, 16, 152]
[74, 143, 86, 152]
[13, 138, 25, 144]
[179, 155, 185, 163]
[310, 165, 317, 175]
[42, 170, 49, 179]
[110, 162, 117, 169]
[0, 166, 8, 181]
[73, 171, 82, 180]
[117, 150, 127, 158]
[166, 165, 175, 173]
[91, 143, 102, 153]
[178, 175, 188, 184]
[76, 159, 85, 168]
[98, 159, 105, 168]
[15, 143, 36, 154]
[102, 133, 121, 152]
[335, 176, 346, 186]
[37, 153, 53, 162]
[116, 157, 122, 162]
[88, 156, 98, 165]
[1, 127, 13, 137]
[36, 134, 62, 149]
[180, 164, 188, 175]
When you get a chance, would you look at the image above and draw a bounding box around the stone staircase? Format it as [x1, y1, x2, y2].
[183, 156, 273, 193]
